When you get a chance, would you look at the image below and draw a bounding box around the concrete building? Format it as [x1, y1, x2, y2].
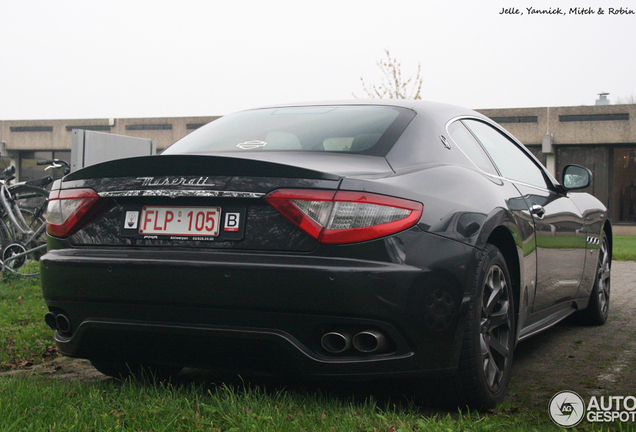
[1, 102, 634, 234]
[0, 114, 219, 184]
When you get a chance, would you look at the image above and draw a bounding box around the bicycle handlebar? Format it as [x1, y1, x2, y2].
[36, 159, 70, 167]
[36, 159, 70, 175]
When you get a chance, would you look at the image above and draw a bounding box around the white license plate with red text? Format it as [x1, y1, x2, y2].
[139, 206, 221, 236]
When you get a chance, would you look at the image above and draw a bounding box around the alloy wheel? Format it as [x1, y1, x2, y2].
[596, 235, 611, 316]
[480, 264, 513, 392]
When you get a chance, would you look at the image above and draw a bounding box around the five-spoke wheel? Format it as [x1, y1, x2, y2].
[581, 231, 611, 325]
[454, 244, 515, 409]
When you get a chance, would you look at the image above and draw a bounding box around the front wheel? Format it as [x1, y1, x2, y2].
[580, 231, 611, 325]
[452, 244, 516, 409]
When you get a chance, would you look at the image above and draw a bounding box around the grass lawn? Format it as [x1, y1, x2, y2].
[0, 275, 57, 370]
[0, 376, 563, 432]
[613, 235, 636, 261]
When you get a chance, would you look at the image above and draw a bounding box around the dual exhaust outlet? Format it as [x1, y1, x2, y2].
[321, 330, 388, 355]
[44, 311, 72, 334]
[45, 312, 388, 355]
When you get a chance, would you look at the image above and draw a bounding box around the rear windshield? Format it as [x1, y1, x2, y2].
[163, 105, 415, 157]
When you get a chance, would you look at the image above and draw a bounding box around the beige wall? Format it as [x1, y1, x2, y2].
[0, 116, 220, 152]
[477, 104, 636, 146]
[2, 104, 634, 154]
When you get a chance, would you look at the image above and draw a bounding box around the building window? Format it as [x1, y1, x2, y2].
[187, 123, 206, 130]
[613, 147, 636, 223]
[126, 124, 172, 131]
[10, 126, 53, 132]
[559, 113, 629, 122]
[489, 116, 538, 124]
[66, 125, 111, 131]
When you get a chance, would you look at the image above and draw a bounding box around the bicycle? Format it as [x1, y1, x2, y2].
[0, 159, 70, 277]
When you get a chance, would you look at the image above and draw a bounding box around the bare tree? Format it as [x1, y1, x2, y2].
[614, 94, 636, 104]
[355, 49, 423, 100]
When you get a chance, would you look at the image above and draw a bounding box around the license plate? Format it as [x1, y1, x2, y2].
[139, 206, 221, 237]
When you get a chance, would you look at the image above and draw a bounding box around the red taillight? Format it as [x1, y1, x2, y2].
[265, 189, 423, 244]
[46, 188, 102, 238]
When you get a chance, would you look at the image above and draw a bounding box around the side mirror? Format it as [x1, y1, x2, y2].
[562, 165, 592, 191]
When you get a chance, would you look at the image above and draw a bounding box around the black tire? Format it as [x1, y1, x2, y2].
[580, 231, 611, 326]
[90, 359, 183, 381]
[452, 244, 515, 409]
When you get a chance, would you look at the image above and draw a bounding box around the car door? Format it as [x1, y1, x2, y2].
[461, 119, 587, 312]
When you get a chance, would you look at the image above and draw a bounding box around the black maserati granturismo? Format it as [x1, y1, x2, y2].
[41, 100, 611, 408]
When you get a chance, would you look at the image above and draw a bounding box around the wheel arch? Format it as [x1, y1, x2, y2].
[603, 221, 612, 262]
[485, 226, 521, 328]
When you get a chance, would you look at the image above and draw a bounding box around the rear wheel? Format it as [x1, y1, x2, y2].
[580, 231, 611, 325]
[452, 244, 515, 409]
[90, 359, 183, 381]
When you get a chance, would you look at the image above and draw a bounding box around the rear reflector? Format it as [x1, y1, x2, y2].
[265, 189, 423, 244]
[46, 188, 102, 238]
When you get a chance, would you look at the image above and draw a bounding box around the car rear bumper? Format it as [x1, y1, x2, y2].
[41, 238, 474, 377]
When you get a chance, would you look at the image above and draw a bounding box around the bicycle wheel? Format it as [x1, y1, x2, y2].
[2, 184, 49, 277]
[0, 217, 12, 267]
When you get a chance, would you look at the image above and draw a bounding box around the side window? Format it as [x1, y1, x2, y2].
[448, 121, 498, 175]
[462, 119, 548, 188]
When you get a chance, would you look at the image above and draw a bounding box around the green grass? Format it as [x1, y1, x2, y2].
[613, 235, 636, 261]
[0, 274, 57, 370]
[530, 235, 635, 261]
[0, 376, 563, 431]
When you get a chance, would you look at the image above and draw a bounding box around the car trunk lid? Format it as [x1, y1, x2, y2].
[59, 154, 394, 252]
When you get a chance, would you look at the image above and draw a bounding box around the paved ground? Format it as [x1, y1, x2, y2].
[4, 261, 636, 413]
[507, 260, 636, 408]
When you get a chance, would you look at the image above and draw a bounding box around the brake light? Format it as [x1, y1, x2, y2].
[265, 189, 423, 244]
[46, 188, 102, 238]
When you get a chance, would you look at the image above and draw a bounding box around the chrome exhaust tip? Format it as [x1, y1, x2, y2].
[55, 314, 72, 334]
[44, 312, 57, 330]
[321, 331, 352, 354]
[353, 330, 387, 353]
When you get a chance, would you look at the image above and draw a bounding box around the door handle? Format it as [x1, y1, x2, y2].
[530, 204, 545, 218]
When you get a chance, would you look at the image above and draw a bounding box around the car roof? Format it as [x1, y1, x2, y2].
[246, 99, 490, 124]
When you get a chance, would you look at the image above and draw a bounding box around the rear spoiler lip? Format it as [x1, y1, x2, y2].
[63, 154, 342, 182]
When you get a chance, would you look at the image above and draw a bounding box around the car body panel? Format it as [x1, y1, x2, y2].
[40, 100, 610, 383]
[513, 182, 587, 311]
[42, 229, 474, 375]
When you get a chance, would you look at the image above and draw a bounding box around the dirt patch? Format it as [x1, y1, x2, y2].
[1, 356, 107, 383]
[4, 262, 636, 411]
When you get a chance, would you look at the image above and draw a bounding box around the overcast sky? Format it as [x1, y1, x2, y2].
[1, 0, 634, 120]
